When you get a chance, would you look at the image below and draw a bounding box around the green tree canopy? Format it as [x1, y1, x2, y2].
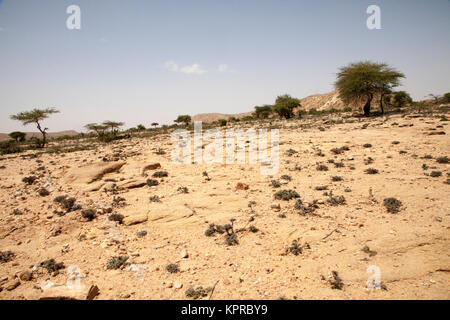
[272, 94, 301, 119]
[174, 115, 191, 126]
[334, 61, 405, 116]
[442, 93, 450, 104]
[102, 121, 125, 132]
[253, 105, 273, 119]
[9, 131, 26, 143]
[391, 91, 413, 108]
[84, 123, 108, 136]
[10, 108, 59, 147]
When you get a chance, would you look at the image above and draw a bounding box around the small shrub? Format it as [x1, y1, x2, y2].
[137, 230, 147, 237]
[146, 179, 159, 186]
[363, 143, 372, 148]
[152, 171, 168, 178]
[365, 168, 379, 174]
[436, 156, 449, 164]
[106, 256, 129, 270]
[316, 164, 329, 171]
[383, 198, 402, 213]
[108, 213, 124, 223]
[331, 176, 343, 182]
[328, 271, 344, 290]
[271, 180, 281, 188]
[429, 171, 442, 177]
[0, 251, 14, 263]
[185, 286, 209, 299]
[22, 176, 37, 185]
[38, 188, 50, 197]
[274, 189, 300, 201]
[327, 192, 346, 206]
[177, 186, 189, 193]
[166, 263, 180, 273]
[149, 195, 161, 202]
[81, 209, 96, 221]
[40, 259, 65, 273]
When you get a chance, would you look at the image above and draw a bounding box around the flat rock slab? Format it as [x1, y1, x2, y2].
[117, 179, 147, 190]
[123, 213, 148, 226]
[63, 161, 126, 185]
[39, 285, 100, 300]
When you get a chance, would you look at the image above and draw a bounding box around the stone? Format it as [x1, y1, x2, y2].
[40, 284, 99, 300]
[5, 279, 20, 291]
[181, 250, 189, 259]
[271, 202, 281, 210]
[62, 161, 126, 185]
[19, 271, 32, 281]
[123, 214, 148, 226]
[174, 282, 183, 289]
[141, 163, 161, 175]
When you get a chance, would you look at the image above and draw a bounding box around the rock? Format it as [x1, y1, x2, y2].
[174, 282, 183, 289]
[117, 179, 147, 190]
[141, 163, 161, 175]
[181, 250, 189, 259]
[62, 162, 126, 185]
[5, 279, 20, 291]
[19, 271, 32, 281]
[271, 202, 281, 210]
[40, 284, 99, 300]
[235, 182, 249, 190]
[123, 214, 148, 226]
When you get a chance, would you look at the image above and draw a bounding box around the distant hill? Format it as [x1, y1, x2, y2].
[191, 91, 360, 123]
[0, 130, 79, 142]
[191, 112, 253, 123]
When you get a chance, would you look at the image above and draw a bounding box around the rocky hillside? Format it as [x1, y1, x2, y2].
[191, 91, 362, 123]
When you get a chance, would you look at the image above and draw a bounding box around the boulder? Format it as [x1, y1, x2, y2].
[123, 214, 148, 226]
[63, 162, 126, 185]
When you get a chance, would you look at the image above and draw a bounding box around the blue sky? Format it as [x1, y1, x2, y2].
[0, 0, 449, 132]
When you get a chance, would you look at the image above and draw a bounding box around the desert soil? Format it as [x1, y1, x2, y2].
[0, 111, 449, 300]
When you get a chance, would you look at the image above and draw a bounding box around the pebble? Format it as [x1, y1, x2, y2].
[174, 282, 183, 289]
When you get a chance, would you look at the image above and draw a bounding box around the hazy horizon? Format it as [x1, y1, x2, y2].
[0, 0, 449, 133]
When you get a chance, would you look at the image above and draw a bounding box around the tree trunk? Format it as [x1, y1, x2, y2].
[36, 121, 47, 148]
[363, 94, 373, 116]
[380, 94, 385, 115]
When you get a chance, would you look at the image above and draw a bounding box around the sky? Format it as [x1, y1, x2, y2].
[0, 0, 449, 133]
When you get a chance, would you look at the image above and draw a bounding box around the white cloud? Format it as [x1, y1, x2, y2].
[217, 64, 236, 73]
[218, 64, 228, 72]
[164, 60, 179, 72]
[180, 63, 207, 75]
[165, 61, 207, 75]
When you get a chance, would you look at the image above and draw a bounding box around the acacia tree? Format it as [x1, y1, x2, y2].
[84, 123, 108, 137]
[151, 122, 159, 128]
[9, 131, 26, 143]
[442, 93, 450, 104]
[10, 108, 59, 147]
[102, 121, 125, 133]
[272, 94, 301, 119]
[253, 105, 273, 119]
[174, 115, 191, 126]
[335, 61, 405, 116]
[391, 91, 413, 108]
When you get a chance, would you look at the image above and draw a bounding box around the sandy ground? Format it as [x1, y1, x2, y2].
[0, 111, 449, 300]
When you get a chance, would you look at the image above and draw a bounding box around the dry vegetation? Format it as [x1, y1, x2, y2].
[0, 105, 449, 300]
